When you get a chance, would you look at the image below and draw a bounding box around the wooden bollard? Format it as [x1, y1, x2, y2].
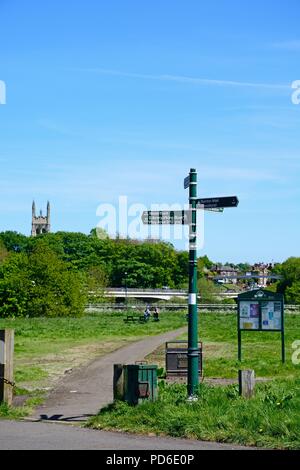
[113, 364, 125, 401]
[239, 369, 255, 399]
[0, 329, 15, 406]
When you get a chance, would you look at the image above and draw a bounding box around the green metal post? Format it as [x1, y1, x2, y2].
[187, 168, 199, 399]
[281, 299, 285, 364]
[238, 329, 242, 362]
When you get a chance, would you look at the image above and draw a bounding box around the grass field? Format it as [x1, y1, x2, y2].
[1, 310, 300, 448]
[88, 312, 300, 449]
[147, 312, 300, 380]
[0, 310, 186, 418]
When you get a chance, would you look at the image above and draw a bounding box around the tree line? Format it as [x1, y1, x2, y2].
[0, 230, 299, 317]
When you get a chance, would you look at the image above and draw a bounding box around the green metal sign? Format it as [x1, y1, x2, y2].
[142, 210, 190, 225]
[237, 289, 285, 363]
[196, 196, 239, 209]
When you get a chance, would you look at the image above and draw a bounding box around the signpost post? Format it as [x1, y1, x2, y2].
[187, 169, 199, 400]
[142, 168, 239, 400]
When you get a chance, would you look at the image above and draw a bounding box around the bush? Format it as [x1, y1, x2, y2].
[0, 242, 86, 317]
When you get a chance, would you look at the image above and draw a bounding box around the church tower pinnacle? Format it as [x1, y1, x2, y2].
[31, 201, 51, 237]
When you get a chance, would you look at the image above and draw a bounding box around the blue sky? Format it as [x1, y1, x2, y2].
[0, 0, 299, 263]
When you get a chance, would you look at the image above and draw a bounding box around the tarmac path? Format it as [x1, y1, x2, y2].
[0, 420, 251, 450]
[32, 327, 188, 422]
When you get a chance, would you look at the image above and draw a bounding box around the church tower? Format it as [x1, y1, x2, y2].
[31, 201, 51, 236]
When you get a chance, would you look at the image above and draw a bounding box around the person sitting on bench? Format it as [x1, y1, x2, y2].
[153, 307, 160, 321]
[144, 306, 151, 321]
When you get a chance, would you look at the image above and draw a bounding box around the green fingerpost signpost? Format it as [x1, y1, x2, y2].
[187, 169, 199, 399]
[142, 168, 239, 400]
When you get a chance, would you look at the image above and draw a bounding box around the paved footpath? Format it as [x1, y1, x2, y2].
[32, 327, 188, 422]
[0, 327, 252, 450]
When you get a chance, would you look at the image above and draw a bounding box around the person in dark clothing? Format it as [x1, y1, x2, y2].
[153, 307, 160, 321]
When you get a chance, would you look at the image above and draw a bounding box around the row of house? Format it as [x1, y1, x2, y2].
[211, 263, 275, 287]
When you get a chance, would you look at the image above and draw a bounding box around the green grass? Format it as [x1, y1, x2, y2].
[147, 312, 300, 380]
[0, 388, 46, 419]
[88, 379, 300, 449]
[0, 402, 31, 420]
[87, 312, 300, 449]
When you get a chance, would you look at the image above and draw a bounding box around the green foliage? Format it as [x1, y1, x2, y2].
[0, 240, 9, 264]
[276, 258, 300, 304]
[0, 231, 28, 253]
[0, 242, 86, 317]
[198, 278, 219, 303]
[197, 255, 214, 277]
[286, 282, 300, 305]
[0, 402, 32, 420]
[0, 230, 195, 290]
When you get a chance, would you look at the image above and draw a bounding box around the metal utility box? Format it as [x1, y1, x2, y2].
[166, 341, 203, 378]
[124, 364, 158, 405]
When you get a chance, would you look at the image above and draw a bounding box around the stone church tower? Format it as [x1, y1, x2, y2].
[31, 201, 51, 236]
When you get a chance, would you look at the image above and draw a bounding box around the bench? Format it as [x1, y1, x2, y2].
[123, 315, 148, 323]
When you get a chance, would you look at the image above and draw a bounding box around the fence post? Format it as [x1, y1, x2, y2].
[238, 369, 255, 399]
[0, 329, 15, 406]
[113, 364, 125, 401]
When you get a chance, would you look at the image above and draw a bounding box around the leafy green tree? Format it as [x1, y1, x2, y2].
[86, 265, 108, 303]
[0, 231, 28, 252]
[275, 258, 300, 304]
[0, 241, 8, 264]
[0, 243, 86, 317]
[0, 253, 31, 317]
[198, 278, 219, 303]
[286, 282, 300, 304]
[198, 255, 214, 279]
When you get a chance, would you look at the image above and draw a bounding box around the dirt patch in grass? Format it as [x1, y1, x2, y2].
[16, 339, 132, 391]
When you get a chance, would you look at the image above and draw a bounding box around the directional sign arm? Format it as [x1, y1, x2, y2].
[142, 210, 191, 225]
[196, 196, 239, 209]
[184, 175, 190, 189]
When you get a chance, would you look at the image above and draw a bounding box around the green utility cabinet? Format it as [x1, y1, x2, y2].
[124, 364, 158, 405]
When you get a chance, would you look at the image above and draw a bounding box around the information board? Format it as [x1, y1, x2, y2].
[237, 289, 285, 362]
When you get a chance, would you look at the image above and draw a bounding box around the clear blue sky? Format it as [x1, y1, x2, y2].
[0, 0, 299, 264]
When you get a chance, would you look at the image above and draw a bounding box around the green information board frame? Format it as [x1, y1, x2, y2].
[237, 289, 285, 363]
